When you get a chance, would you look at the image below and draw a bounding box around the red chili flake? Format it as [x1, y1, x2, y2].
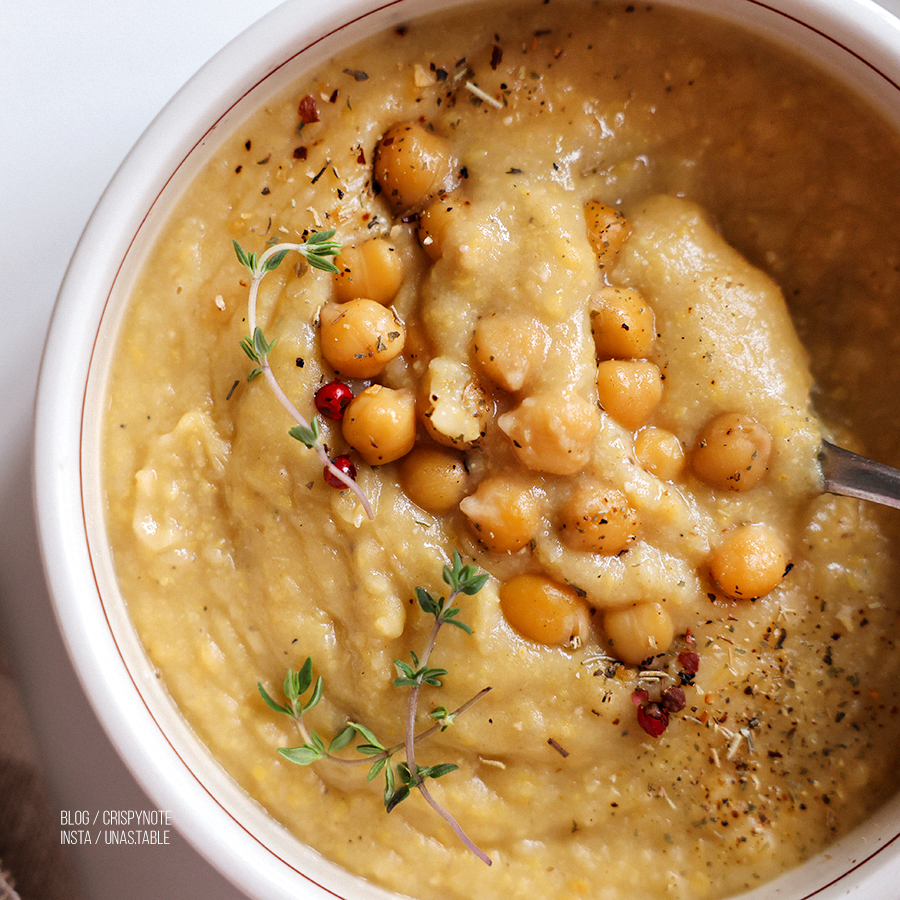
[631, 688, 649, 706]
[324, 455, 357, 489]
[490, 44, 503, 70]
[298, 95, 319, 124]
[660, 685, 686, 713]
[636, 702, 669, 738]
[293, 146, 308, 160]
[678, 651, 700, 674]
[357, 146, 366, 165]
[315, 381, 354, 420]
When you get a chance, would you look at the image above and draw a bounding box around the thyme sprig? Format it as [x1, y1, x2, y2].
[233, 233, 375, 519]
[258, 552, 492, 864]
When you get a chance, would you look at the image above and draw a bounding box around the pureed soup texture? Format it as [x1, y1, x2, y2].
[103, 1, 900, 898]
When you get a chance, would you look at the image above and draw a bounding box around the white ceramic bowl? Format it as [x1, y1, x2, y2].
[33, 0, 900, 898]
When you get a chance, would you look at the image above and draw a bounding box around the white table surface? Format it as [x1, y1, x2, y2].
[5, 1, 900, 898]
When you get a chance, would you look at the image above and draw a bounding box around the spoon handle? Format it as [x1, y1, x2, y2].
[820, 440, 900, 510]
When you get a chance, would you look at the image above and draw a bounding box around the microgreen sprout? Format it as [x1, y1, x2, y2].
[233, 232, 375, 519]
[258, 552, 492, 865]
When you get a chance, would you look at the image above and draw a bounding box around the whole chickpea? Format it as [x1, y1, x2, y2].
[709, 523, 790, 600]
[397, 444, 468, 513]
[633, 427, 685, 481]
[341, 385, 416, 465]
[498, 392, 600, 476]
[691, 412, 771, 492]
[595, 360, 663, 431]
[374, 122, 455, 214]
[333, 239, 404, 305]
[319, 299, 405, 378]
[499, 573, 589, 646]
[584, 201, 630, 270]
[590, 287, 656, 360]
[459, 476, 540, 553]
[603, 602, 674, 666]
[559, 482, 639, 554]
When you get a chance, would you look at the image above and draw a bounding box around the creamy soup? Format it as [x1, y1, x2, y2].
[103, 2, 900, 898]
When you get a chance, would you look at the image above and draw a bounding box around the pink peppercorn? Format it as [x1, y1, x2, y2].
[636, 702, 669, 738]
[324, 455, 357, 489]
[660, 685, 686, 713]
[315, 380, 354, 420]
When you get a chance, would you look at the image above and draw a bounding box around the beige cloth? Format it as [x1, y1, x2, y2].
[0, 638, 83, 900]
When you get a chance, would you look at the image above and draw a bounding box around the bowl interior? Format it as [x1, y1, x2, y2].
[35, 0, 900, 898]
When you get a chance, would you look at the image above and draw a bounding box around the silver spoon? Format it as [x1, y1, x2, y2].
[820, 441, 900, 509]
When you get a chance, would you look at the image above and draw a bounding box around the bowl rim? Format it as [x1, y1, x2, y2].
[32, 0, 900, 898]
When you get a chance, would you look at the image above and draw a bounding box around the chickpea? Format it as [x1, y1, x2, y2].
[691, 412, 771, 492]
[590, 287, 656, 360]
[633, 427, 685, 481]
[473, 314, 549, 393]
[584, 201, 630, 270]
[559, 482, 639, 554]
[397, 444, 468, 513]
[419, 357, 492, 449]
[499, 573, 588, 646]
[333, 239, 403, 305]
[459, 476, 540, 553]
[374, 122, 455, 214]
[603, 602, 674, 666]
[319, 299, 405, 379]
[341, 385, 416, 466]
[498, 392, 600, 476]
[595, 360, 663, 431]
[709, 523, 790, 600]
[418, 195, 466, 261]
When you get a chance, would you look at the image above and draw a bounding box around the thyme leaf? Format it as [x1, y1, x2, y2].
[262, 248, 290, 273]
[277, 745, 324, 766]
[428, 705, 457, 730]
[444, 550, 490, 595]
[297, 229, 342, 274]
[288, 418, 320, 449]
[328, 725, 357, 753]
[232, 239, 256, 272]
